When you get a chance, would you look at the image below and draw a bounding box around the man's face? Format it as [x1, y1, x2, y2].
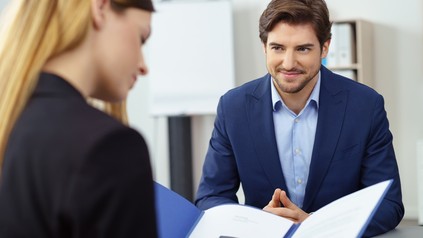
[264, 22, 329, 96]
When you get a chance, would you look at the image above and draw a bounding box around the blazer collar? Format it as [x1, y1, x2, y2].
[302, 66, 348, 210]
[247, 74, 289, 193]
[34, 72, 85, 101]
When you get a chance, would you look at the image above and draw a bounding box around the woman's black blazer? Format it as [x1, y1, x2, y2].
[0, 73, 157, 238]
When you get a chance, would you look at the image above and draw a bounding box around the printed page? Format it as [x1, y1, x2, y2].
[189, 204, 293, 238]
[292, 180, 392, 238]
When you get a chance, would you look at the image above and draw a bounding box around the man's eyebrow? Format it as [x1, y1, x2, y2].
[268, 42, 283, 47]
[268, 42, 316, 48]
[297, 43, 315, 48]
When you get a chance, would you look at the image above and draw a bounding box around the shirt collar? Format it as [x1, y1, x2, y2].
[271, 71, 321, 111]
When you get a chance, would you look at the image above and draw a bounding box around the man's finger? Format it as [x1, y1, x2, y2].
[279, 190, 296, 209]
[268, 188, 282, 207]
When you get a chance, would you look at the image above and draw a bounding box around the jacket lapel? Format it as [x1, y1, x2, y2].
[302, 67, 348, 211]
[246, 74, 288, 193]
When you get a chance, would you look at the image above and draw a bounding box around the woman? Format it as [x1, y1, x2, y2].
[0, 0, 157, 237]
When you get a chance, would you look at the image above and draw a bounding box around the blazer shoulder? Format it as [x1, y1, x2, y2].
[223, 74, 270, 99]
[20, 97, 145, 160]
[76, 105, 145, 148]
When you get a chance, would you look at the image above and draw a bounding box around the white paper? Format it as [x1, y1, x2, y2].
[292, 180, 391, 238]
[189, 204, 293, 238]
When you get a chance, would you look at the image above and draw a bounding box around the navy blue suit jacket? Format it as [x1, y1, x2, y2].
[195, 66, 404, 237]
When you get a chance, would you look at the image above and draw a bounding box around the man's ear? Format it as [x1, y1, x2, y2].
[91, 0, 109, 30]
[321, 39, 331, 58]
[263, 43, 267, 54]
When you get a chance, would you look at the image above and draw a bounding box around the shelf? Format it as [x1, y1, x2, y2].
[325, 19, 373, 86]
[328, 64, 359, 71]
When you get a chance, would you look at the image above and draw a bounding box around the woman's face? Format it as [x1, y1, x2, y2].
[92, 6, 152, 102]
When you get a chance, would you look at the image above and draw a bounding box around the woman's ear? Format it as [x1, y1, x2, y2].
[91, 0, 109, 30]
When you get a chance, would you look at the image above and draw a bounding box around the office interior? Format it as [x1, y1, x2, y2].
[1, 0, 422, 225]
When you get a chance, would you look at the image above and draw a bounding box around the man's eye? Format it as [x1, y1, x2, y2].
[298, 47, 310, 52]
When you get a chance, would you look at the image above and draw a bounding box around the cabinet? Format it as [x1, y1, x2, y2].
[324, 19, 373, 87]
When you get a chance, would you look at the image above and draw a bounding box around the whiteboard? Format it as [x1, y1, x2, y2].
[147, 0, 235, 116]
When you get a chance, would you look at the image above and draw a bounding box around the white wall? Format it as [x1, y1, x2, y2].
[129, 0, 423, 220]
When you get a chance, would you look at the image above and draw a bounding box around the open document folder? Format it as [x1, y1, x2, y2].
[154, 179, 392, 238]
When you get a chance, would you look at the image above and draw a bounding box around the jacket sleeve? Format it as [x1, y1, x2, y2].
[195, 96, 241, 210]
[362, 95, 404, 237]
[66, 127, 158, 238]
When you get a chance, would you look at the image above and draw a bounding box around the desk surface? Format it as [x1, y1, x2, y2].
[375, 226, 423, 237]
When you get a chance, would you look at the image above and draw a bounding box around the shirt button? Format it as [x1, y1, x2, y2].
[295, 118, 300, 123]
[297, 179, 303, 184]
[295, 148, 301, 155]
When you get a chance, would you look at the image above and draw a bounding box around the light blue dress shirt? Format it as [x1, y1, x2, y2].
[271, 73, 320, 208]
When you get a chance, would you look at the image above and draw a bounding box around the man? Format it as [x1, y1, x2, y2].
[195, 0, 404, 237]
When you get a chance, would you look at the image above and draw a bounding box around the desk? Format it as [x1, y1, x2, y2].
[375, 226, 423, 237]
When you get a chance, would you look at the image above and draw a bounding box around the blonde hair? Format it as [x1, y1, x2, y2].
[0, 1, 128, 167]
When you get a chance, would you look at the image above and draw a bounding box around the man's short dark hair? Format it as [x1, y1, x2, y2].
[259, 0, 332, 48]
